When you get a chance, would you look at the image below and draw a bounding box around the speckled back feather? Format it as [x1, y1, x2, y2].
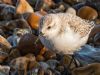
[56, 13, 94, 37]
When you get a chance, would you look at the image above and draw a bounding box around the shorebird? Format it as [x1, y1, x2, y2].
[39, 13, 94, 54]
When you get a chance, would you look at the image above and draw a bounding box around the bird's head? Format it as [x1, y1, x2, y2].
[39, 14, 61, 39]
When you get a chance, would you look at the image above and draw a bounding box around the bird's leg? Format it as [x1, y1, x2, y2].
[72, 55, 79, 67]
[67, 55, 74, 69]
[67, 54, 79, 69]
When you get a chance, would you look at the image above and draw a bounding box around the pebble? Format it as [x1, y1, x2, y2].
[43, 50, 57, 60]
[26, 13, 41, 30]
[39, 62, 50, 70]
[46, 59, 59, 69]
[77, 6, 98, 20]
[17, 33, 43, 56]
[16, 0, 34, 14]
[36, 55, 45, 62]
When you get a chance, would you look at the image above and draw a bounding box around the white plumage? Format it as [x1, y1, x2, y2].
[39, 13, 94, 54]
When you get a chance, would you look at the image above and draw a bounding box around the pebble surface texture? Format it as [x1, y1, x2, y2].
[39, 13, 94, 54]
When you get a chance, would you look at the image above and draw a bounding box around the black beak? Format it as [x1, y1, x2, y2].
[40, 31, 44, 36]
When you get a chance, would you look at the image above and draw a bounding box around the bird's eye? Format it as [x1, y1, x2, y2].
[47, 26, 51, 29]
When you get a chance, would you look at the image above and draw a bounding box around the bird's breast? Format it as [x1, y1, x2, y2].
[50, 31, 88, 54]
[39, 30, 89, 54]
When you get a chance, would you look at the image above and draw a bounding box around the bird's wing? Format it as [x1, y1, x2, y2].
[57, 13, 94, 37]
[68, 19, 94, 37]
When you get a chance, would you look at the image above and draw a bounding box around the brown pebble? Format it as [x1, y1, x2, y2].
[0, 4, 15, 21]
[95, 19, 100, 25]
[39, 47, 47, 55]
[72, 63, 100, 75]
[10, 56, 30, 75]
[6, 48, 21, 63]
[5, 19, 31, 30]
[77, 6, 98, 20]
[17, 33, 43, 56]
[10, 54, 39, 75]
[0, 44, 10, 63]
[43, 50, 56, 60]
[38, 67, 45, 75]
[56, 65, 64, 73]
[45, 69, 53, 75]
[36, 55, 45, 62]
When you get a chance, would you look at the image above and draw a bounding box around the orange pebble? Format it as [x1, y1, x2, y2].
[39, 47, 47, 55]
[43, 0, 54, 7]
[16, 0, 34, 14]
[27, 13, 41, 30]
[2, 0, 12, 5]
[0, 35, 11, 48]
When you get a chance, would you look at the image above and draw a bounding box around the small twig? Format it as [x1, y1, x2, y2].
[34, 37, 39, 44]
